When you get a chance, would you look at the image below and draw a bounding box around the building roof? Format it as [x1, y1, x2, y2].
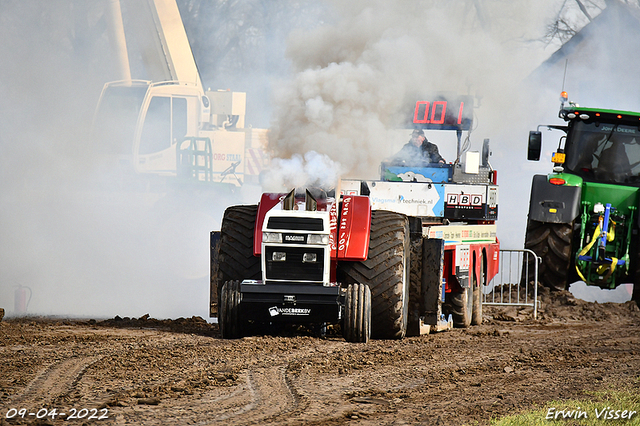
[528, 0, 640, 110]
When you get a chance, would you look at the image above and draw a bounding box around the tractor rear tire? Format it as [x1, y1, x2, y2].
[472, 255, 484, 326]
[213, 205, 261, 314]
[524, 219, 574, 292]
[632, 250, 640, 309]
[451, 285, 473, 328]
[339, 210, 410, 340]
[343, 283, 372, 343]
[220, 280, 243, 339]
[633, 284, 640, 309]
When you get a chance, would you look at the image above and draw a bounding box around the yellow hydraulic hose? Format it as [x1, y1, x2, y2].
[575, 222, 618, 282]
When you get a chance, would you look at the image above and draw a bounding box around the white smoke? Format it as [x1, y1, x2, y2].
[260, 151, 345, 192]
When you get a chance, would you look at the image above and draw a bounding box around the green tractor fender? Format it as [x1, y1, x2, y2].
[528, 174, 582, 224]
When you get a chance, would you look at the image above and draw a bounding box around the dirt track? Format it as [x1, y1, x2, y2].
[1, 291, 639, 426]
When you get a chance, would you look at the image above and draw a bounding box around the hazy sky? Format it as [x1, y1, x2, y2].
[0, 0, 633, 319]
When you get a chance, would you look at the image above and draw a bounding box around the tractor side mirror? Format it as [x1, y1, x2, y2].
[528, 131, 542, 161]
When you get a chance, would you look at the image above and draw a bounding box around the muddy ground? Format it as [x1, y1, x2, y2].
[1, 289, 639, 426]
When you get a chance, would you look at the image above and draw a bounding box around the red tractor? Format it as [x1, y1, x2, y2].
[211, 188, 395, 343]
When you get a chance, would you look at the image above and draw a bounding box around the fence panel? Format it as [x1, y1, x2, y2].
[483, 249, 540, 319]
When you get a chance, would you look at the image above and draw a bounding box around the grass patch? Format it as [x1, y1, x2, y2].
[491, 379, 640, 425]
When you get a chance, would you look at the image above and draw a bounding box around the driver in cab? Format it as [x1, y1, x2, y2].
[392, 129, 445, 166]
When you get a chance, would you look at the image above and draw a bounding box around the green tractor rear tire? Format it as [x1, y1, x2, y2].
[633, 254, 640, 308]
[524, 219, 575, 291]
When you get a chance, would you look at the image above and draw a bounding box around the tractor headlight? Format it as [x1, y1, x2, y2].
[272, 251, 287, 261]
[307, 234, 330, 245]
[263, 232, 282, 243]
[302, 253, 317, 263]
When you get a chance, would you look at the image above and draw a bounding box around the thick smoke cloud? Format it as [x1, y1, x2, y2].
[267, 0, 555, 184]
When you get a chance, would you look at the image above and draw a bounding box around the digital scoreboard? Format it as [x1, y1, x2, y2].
[411, 95, 474, 131]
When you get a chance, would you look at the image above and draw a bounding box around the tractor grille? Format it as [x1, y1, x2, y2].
[266, 217, 324, 231]
[265, 246, 325, 281]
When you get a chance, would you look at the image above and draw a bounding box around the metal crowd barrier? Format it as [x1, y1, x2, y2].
[482, 249, 541, 320]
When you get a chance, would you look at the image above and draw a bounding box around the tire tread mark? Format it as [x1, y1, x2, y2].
[10, 355, 103, 408]
[208, 365, 297, 425]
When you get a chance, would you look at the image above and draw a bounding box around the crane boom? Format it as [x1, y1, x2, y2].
[108, 0, 202, 88]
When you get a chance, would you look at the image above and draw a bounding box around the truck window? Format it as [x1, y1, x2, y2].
[172, 97, 187, 144]
[139, 96, 171, 155]
[93, 85, 147, 155]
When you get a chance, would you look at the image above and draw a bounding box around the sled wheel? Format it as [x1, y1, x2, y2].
[524, 219, 575, 291]
[219, 280, 243, 339]
[339, 210, 410, 339]
[343, 283, 372, 343]
[472, 254, 484, 326]
[451, 284, 473, 328]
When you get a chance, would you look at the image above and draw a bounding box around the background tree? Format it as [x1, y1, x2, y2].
[176, 0, 329, 125]
[543, 0, 604, 45]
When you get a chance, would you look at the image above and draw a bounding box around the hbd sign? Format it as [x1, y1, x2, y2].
[446, 193, 483, 207]
[444, 185, 496, 220]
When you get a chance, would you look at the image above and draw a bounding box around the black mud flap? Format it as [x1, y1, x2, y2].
[422, 238, 445, 327]
[528, 174, 581, 224]
[239, 283, 343, 324]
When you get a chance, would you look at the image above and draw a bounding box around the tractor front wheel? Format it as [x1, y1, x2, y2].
[343, 283, 372, 343]
[219, 280, 243, 339]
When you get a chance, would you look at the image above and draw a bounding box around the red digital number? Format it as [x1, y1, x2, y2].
[413, 101, 430, 124]
[413, 101, 450, 124]
[414, 100, 467, 127]
[430, 101, 446, 124]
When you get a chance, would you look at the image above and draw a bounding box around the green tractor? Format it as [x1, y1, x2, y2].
[524, 91, 640, 306]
